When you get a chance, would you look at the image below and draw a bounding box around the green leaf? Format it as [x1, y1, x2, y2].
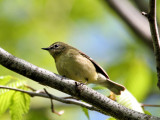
[0, 90, 15, 115]
[81, 107, 90, 120]
[117, 90, 144, 113]
[0, 75, 12, 85]
[0, 76, 31, 120]
[9, 87, 30, 120]
[0, 76, 16, 115]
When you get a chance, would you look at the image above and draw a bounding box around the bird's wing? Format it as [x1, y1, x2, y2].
[79, 51, 110, 79]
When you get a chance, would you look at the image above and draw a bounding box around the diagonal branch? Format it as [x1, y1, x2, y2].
[0, 47, 159, 119]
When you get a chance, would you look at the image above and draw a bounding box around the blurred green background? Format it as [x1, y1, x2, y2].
[0, 0, 160, 119]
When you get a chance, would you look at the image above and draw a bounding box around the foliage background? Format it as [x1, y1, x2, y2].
[0, 0, 160, 119]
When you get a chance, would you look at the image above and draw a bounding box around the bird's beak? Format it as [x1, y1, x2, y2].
[41, 47, 50, 50]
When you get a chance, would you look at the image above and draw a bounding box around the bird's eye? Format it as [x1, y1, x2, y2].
[54, 44, 59, 48]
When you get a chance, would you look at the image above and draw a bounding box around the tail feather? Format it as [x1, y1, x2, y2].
[97, 73, 125, 95]
[101, 79, 125, 95]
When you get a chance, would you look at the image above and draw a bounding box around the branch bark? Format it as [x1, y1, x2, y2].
[145, 0, 160, 89]
[0, 48, 160, 120]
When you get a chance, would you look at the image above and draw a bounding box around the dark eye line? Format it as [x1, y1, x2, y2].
[50, 46, 54, 49]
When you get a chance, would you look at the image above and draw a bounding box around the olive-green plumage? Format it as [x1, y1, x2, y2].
[42, 42, 125, 95]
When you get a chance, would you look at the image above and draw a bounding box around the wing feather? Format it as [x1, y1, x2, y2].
[79, 51, 110, 79]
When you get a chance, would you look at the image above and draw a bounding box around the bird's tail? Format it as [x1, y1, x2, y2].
[100, 79, 125, 95]
[97, 74, 125, 95]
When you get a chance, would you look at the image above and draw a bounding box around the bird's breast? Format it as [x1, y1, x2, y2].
[56, 50, 98, 83]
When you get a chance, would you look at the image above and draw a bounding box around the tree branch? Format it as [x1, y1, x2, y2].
[0, 48, 159, 119]
[0, 85, 100, 113]
[146, 0, 160, 89]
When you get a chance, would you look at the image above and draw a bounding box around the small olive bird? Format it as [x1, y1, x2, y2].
[42, 42, 125, 95]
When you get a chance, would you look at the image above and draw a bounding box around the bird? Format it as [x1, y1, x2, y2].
[42, 42, 125, 95]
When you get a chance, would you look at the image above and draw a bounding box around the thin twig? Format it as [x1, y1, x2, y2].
[141, 104, 160, 107]
[43, 89, 55, 113]
[24, 85, 36, 91]
[44, 88, 64, 116]
[0, 85, 100, 112]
